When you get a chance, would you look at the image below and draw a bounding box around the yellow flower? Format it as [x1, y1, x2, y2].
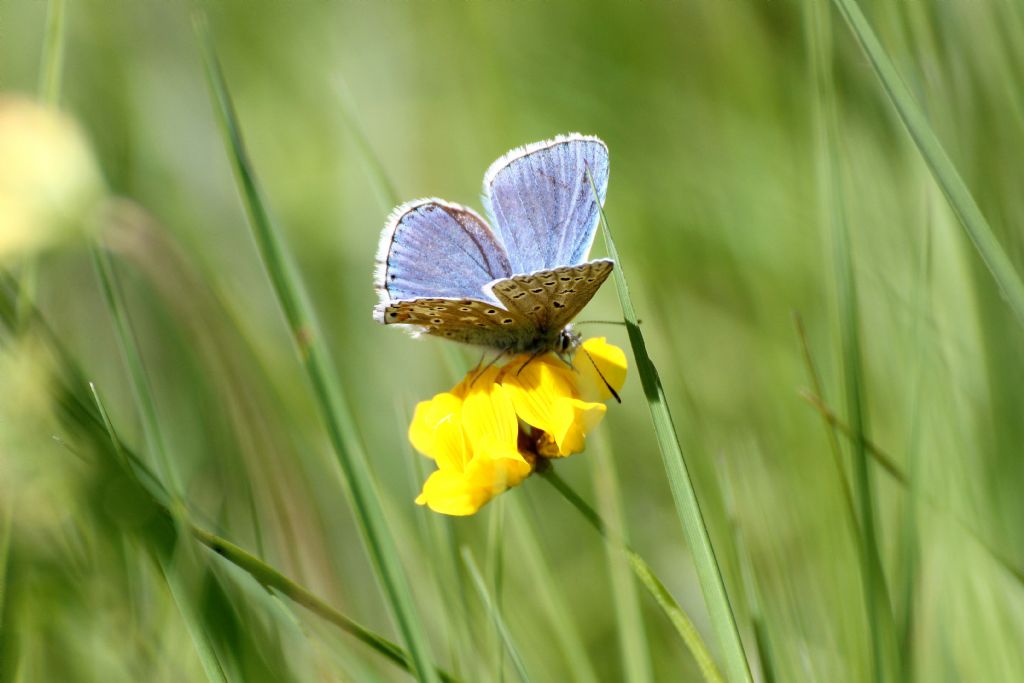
[408, 337, 628, 515]
[410, 366, 532, 516]
[502, 337, 627, 457]
[0, 95, 103, 261]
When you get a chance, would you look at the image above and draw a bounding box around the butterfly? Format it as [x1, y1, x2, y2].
[373, 133, 612, 357]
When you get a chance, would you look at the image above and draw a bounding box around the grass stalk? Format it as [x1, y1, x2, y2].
[541, 469, 725, 683]
[91, 245, 231, 682]
[37, 0, 66, 105]
[17, 0, 68, 328]
[193, 528, 464, 683]
[87, 377, 464, 683]
[589, 174, 751, 683]
[800, 391, 1024, 587]
[591, 434, 654, 683]
[507, 497, 601, 683]
[461, 548, 532, 683]
[793, 312, 859, 538]
[91, 245, 183, 497]
[805, 1, 896, 677]
[193, 17, 439, 683]
[830, 0, 1024, 326]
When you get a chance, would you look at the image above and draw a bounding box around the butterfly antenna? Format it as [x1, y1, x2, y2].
[574, 319, 642, 326]
[581, 346, 621, 403]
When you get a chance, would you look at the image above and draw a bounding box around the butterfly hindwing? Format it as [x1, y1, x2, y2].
[378, 298, 537, 348]
[487, 259, 614, 331]
[483, 134, 609, 274]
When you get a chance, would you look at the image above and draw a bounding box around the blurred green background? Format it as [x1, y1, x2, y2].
[2, 0, 1024, 680]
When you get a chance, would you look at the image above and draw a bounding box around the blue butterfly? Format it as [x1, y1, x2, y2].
[374, 134, 612, 355]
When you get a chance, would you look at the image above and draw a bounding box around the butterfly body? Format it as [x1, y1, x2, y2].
[374, 134, 612, 355]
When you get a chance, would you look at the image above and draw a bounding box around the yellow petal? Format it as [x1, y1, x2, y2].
[501, 356, 578, 432]
[415, 453, 531, 516]
[576, 337, 628, 402]
[408, 391, 467, 470]
[462, 365, 521, 461]
[547, 398, 607, 456]
[502, 356, 607, 456]
[415, 469, 489, 516]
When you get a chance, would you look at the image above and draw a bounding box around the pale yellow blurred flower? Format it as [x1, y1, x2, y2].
[0, 95, 103, 260]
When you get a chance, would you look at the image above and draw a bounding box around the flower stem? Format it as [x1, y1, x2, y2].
[540, 469, 725, 683]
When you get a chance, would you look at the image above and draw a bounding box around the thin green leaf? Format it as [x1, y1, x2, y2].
[17, 0, 67, 327]
[831, 0, 1024, 326]
[805, 1, 898, 675]
[91, 247, 228, 683]
[590, 435, 652, 683]
[588, 175, 751, 683]
[461, 548, 532, 683]
[541, 470, 725, 683]
[507, 496, 601, 683]
[800, 391, 1024, 587]
[193, 16, 440, 683]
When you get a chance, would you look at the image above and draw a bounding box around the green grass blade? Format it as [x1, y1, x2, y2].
[589, 177, 752, 683]
[17, 0, 67, 328]
[3, 275, 462, 682]
[805, 1, 897, 677]
[0, 500, 11, 631]
[193, 17, 440, 683]
[793, 313, 859, 536]
[461, 548, 533, 683]
[37, 0, 66, 105]
[590, 435, 653, 683]
[507, 497, 601, 683]
[161, 567, 230, 683]
[801, 392, 1024, 587]
[486, 499, 507, 683]
[91, 247, 228, 683]
[192, 529, 464, 683]
[541, 470, 725, 683]
[831, 0, 1024, 326]
[91, 244, 183, 497]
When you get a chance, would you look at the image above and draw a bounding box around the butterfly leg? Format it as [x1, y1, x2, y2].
[470, 352, 486, 373]
[515, 347, 549, 377]
[469, 349, 509, 386]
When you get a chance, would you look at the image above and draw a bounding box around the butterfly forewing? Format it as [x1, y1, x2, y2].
[379, 298, 538, 348]
[487, 259, 614, 331]
[483, 134, 609, 274]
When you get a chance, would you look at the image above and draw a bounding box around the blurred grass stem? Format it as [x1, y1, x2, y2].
[589, 172, 752, 683]
[541, 469, 725, 683]
[194, 15, 440, 683]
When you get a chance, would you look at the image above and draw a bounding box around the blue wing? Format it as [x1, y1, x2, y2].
[374, 199, 512, 316]
[482, 134, 609, 274]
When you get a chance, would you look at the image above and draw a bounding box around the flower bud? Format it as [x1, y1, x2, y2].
[0, 95, 103, 260]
